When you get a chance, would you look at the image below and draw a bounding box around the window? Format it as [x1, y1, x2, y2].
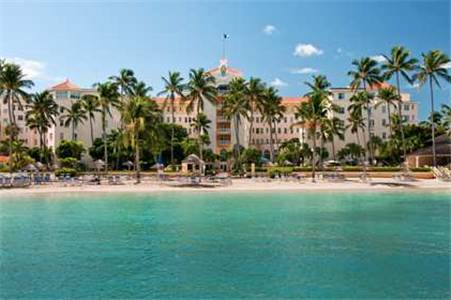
[338, 93, 345, 100]
[60, 120, 64, 126]
[70, 92, 81, 100]
[381, 106, 386, 113]
[338, 107, 345, 114]
[382, 119, 386, 126]
[382, 132, 387, 139]
[18, 115, 23, 121]
[60, 133, 64, 140]
[166, 117, 170, 122]
[370, 120, 374, 126]
[284, 128, 287, 134]
[284, 117, 287, 123]
[56, 91, 68, 99]
[278, 128, 281, 134]
[403, 115, 408, 121]
[60, 107, 65, 113]
[404, 104, 410, 111]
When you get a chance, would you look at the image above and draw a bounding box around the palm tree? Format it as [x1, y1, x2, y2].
[346, 108, 366, 151]
[131, 81, 153, 98]
[413, 50, 451, 166]
[223, 77, 249, 158]
[261, 87, 285, 162]
[376, 86, 399, 138]
[81, 94, 100, 144]
[381, 46, 418, 160]
[190, 113, 211, 159]
[245, 77, 265, 147]
[95, 81, 120, 174]
[440, 104, 450, 131]
[323, 117, 345, 161]
[122, 96, 153, 183]
[107, 129, 127, 170]
[348, 57, 383, 164]
[61, 101, 87, 141]
[185, 68, 217, 160]
[109, 69, 137, 102]
[0, 63, 34, 173]
[26, 91, 59, 163]
[158, 72, 185, 165]
[293, 76, 330, 182]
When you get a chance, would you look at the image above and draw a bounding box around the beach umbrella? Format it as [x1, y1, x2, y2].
[284, 160, 294, 166]
[94, 160, 105, 173]
[35, 162, 44, 170]
[25, 163, 37, 172]
[151, 163, 164, 170]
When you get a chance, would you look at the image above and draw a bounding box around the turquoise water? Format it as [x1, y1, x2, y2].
[0, 191, 449, 299]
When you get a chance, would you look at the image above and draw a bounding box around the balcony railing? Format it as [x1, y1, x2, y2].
[217, 128, 231, 134]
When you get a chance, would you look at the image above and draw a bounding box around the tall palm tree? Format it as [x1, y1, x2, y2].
[348, 57, 383, 164]
[381, 46, 418, 160]
[223, 77, 249, 158]
[122, 96, 153, 183]
[95, 81, 120, 174]
[81, 94, 100, 144]
[376, 86, 399, 138]
[245, 77, 265, 147]
[261, 87, 285, 162]
[346, 108, 366, 151]
[158, 72, 185, 165]
[26, 91, 59, 163]
[293, 76, 330, 182]
[61, 101, 87, 141]
[323, 117, 345, 161]
[413, 50, 451, 166]
[185, 68, 217, 160]
[0, 63, 34, 173]
[191, 113, 212, 158]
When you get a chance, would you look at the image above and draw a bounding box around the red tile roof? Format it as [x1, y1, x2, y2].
[282, 97, 307, 104]
[0, 155, 9, 163]
[49, 79, 80, 91]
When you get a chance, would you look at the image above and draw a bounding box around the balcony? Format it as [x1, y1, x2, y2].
[217, 128, 231, 134]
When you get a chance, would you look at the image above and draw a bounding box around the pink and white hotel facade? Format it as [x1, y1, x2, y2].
[0, 59, 418, 159]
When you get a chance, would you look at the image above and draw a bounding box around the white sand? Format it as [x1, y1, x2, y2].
[0, 178, 449, 196]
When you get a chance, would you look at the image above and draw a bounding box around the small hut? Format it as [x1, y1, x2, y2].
[406, 134, 451, 167]
[181, 154, 205, 174]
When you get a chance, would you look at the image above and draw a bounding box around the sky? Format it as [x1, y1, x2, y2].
[0, 0, 449, 120]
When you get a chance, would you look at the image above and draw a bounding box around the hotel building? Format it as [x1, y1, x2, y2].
[0, 59, 418, 161]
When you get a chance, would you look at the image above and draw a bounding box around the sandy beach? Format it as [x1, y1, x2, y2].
[0, 178, 449, 196]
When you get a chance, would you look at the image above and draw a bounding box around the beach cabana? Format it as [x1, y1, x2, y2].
[406, 135, 451, 167]
[181, 154, 205, 174]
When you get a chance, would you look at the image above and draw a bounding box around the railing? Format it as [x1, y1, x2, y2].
[217, 128, 231, 134]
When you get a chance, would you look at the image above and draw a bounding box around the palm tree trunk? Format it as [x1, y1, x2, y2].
[235, 115, 241, 158]
[269, 120, 274, 162]
[395, 72, 407, 162]
[311, 126, 317, 182]
[7, 95, 13, 174]
[248, 104, 254, 147]
[135, 134, 141, 184]
[103, 112, 108, 175]
[39, 129, 44, 163]
[362, 81, 373, 165]
[197, 106, 203, 162]
[273, 120, 279, 153]
[331, 136, 336, 161]
[89, 115, 94, 145]
[72, 121, 76, 141]
[170, 95, 175, 165]
[387, 103, 393, 138]
[429, 76, 437, 167]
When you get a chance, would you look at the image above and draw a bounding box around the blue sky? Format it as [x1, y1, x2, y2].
[0, 0, 449, 120]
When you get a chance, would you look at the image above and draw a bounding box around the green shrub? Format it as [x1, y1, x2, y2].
[59, 157, 79, 168]
[267, 166, 294, 178]
[55, 168, 77, 177]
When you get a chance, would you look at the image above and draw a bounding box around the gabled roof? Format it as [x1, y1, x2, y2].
[281, 97, 308, 104]
[49, 79, 80, 91]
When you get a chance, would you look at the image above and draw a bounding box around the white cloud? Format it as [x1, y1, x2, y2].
[290, 67, 318, 74]
[5, 57, 46, 80]
[263, 25, 276, 35]
[4, 57, 62, 84]
[336, 48, 343, 54]
[293, 43, 323, 57]
[371, 55, 387, 63]
[442, 62, 451, 69]
[270, 78, 288, 87]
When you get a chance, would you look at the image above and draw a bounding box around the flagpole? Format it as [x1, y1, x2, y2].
[222, 35, 226, 60]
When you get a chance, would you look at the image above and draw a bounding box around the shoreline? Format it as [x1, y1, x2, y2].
[0, 179, 450, 196]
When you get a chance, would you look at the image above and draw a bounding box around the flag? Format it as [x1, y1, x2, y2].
[223, 33, 230, 39]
